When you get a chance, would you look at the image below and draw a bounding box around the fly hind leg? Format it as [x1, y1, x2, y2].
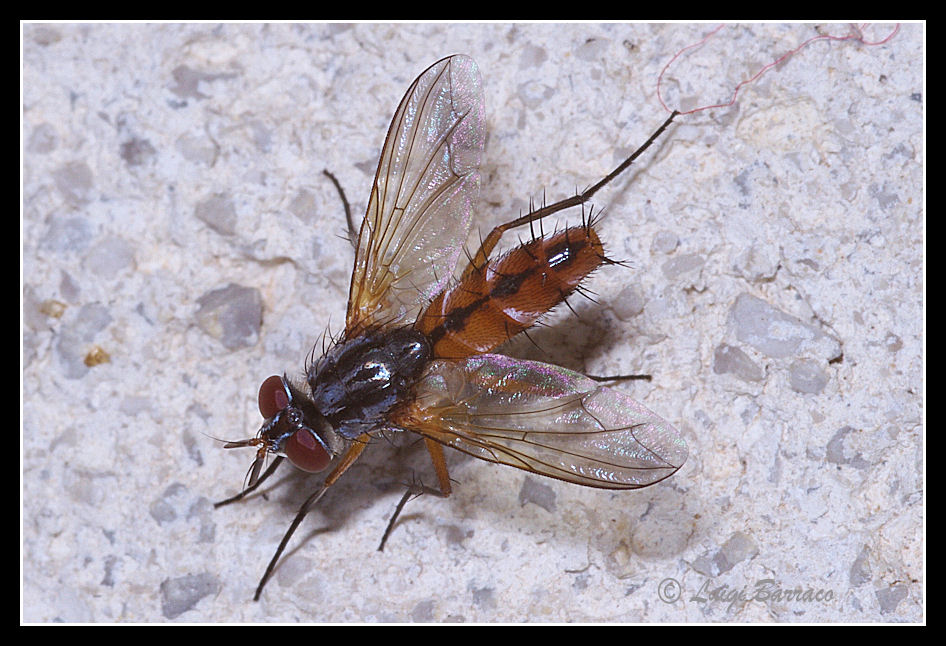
[460, 111, 678, 281]
[416, 112, 680, 360]
[586, 372, 653, 383]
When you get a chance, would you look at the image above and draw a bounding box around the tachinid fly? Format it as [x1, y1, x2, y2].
[215, 55, 687, 600]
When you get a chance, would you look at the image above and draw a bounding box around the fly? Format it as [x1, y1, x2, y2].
[215, 55, 687, 600]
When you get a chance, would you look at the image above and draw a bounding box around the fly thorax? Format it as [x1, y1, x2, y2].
[307, 327, 431, 439]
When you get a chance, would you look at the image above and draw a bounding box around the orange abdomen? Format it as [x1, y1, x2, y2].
[416, 225, 606, 359]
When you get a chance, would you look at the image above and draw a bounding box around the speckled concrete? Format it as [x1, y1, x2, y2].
[22, 22, 923, 623]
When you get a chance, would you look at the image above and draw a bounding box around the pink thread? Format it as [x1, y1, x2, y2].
[657, 23, 901, 115]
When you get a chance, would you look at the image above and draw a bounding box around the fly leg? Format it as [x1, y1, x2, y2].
[214, 456, 285, 508]
[323, 168, 357, 249]
[461, 111, 678, 279]
[586, 373, 652, 383]
[417, 112, 680, 359]
[377, 438, 453, 552]
[252, 438, 368, 601]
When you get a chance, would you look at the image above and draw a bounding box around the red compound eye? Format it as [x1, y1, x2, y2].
[285, 429, 331, 473]
[258, 375, 289, 418]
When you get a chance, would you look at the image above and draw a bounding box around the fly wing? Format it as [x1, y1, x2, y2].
[346, 55, 486, 336]
[391, 355, 687, 489]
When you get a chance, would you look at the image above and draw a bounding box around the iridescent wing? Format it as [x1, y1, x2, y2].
[391, 355, 687, 489]
[346, 55, 486, 336]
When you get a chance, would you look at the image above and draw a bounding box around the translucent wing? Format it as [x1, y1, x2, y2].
[346, 55, 486, 336]
[391, 355, 687, 489]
